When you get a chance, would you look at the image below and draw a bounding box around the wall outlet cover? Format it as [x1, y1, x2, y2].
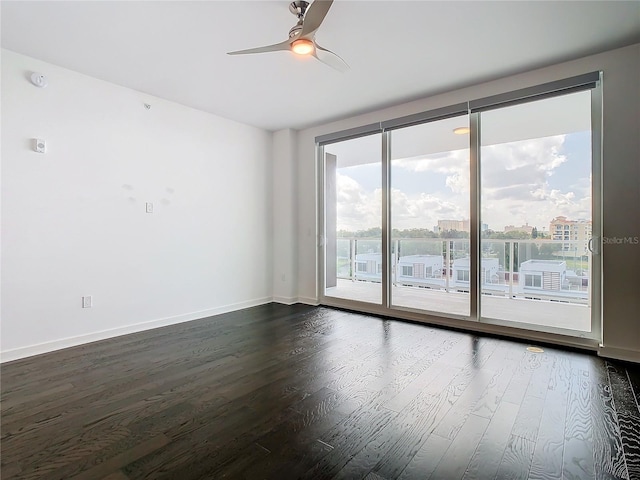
[82, 296, 92, 308]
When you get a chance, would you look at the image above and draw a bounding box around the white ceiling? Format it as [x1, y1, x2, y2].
[2, 1, 639, 131]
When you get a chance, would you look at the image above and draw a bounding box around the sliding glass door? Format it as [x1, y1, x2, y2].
[478, 90, 597, 334]
[319, 73, 601, 341]
[389, 115, 470, 317]
[323, 133, 382, 305]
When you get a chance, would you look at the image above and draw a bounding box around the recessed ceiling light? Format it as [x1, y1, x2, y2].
[453, 127, 470, 135]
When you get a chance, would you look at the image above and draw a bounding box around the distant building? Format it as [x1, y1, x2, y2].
[549, 216, 592, 255]
[354, 253, 382, 282]
[354, 253, 444, 285]
[438, 219, 470, 233]
[504, 223, 534, 235]
[396, 255, 442, 284]
[452, 257, 499, 285]
[519, 259, 567, 292]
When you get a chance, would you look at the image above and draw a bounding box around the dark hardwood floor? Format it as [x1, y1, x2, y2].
[1, 303, 639, 479]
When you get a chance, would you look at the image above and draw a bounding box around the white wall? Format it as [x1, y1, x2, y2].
[294, 44, 640, 362]
[1, 50, 274, 361]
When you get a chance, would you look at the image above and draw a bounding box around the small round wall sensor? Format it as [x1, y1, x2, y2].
[30, 73, 48, 88]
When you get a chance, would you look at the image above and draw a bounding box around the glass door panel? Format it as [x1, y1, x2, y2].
[479, 90, 594, 333]
[324, 134, 382, 305]
[389, 115, 470, 317]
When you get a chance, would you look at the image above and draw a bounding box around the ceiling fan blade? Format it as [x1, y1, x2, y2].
[227, 38, 291, 56]
[300, 0, 334, 38]
[314, 43, 349, 72]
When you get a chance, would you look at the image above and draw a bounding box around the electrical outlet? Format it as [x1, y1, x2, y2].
[82, 296, 92, 308]
[146, 202, 154, 213]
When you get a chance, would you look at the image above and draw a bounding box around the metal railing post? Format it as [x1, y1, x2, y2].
[351, 238, 356, 282]
[445, 240, 451, 293]
[587, 245, 592, 308]
[393, 239, 399, 286]
[509, 241, 514, 299]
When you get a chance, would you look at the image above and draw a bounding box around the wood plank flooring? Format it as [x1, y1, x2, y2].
[1, 303, 639, 479]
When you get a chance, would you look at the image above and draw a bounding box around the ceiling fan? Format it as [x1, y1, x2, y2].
[227, 0, 349, 72]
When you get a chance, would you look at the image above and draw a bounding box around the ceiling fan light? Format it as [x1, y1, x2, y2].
[291, 39, 314, 55]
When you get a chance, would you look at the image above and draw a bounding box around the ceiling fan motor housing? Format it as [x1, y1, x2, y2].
[289, 1, 310, 18]
[288, 1, 309, 38]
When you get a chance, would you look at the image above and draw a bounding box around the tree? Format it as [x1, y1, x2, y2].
[539, 243, 562, 258]
[439, 229, 469, 239]
[482, 230, 531, 240]
[532, 227, 538, 239]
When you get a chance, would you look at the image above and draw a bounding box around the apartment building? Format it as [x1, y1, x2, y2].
[550, 216, 593, 254]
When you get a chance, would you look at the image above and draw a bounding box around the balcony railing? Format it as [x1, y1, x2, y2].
[333, 237, 590, 305]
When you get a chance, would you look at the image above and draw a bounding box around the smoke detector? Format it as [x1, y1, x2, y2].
[30, 73, 48, 88]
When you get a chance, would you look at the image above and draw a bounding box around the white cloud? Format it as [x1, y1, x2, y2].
[394, 149, 470, 195]
[394, 149, 468, 174]
[335, 173, 380, 231]
[480, 135, 591, 228]
[481, 136, 567, 192]
[334, 172, 467, 231]
[390, 189, 466, 230]
[334, 134, 592, 234]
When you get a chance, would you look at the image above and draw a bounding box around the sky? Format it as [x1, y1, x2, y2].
[333, 130, 592, 233]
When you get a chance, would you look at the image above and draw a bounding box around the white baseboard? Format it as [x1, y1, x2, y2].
[297, 296, 320, 306]
[272, 296, 299, 305]
[0, 297, 273, 363]
[598, 345, 640, 363]
[272, 296, 320, 306]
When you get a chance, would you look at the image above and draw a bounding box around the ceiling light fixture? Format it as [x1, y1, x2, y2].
[291, 38, 314, 55]
[227, 0, 348, 71]
[453, 127, 470, 135]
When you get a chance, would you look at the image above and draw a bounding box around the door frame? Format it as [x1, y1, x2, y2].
[316, 72, 603, 349]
